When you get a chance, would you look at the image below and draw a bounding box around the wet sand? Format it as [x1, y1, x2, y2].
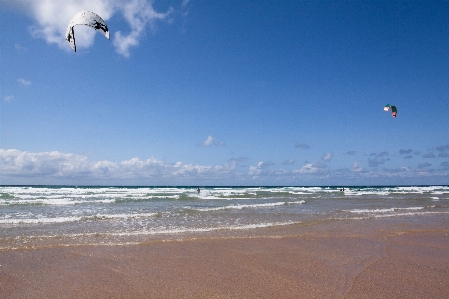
[1, 217, 448, 298]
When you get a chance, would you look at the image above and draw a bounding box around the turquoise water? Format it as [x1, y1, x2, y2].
[1, 185, 448, 250]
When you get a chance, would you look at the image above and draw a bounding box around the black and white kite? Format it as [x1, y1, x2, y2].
[65, 11, 109, 52]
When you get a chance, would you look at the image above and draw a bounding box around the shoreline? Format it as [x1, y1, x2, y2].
[1, 216, 448, 298]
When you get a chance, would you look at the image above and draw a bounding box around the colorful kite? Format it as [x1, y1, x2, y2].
[384, 104, 397, 117]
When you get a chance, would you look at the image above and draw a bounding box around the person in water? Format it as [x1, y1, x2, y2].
[197, 188, 200, 195]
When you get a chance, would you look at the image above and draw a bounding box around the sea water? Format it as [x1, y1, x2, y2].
[1, 185, 448, 250]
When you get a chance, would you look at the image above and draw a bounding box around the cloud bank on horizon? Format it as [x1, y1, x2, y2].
[15, 0, 173, 57]
[1, 148, 448, 185]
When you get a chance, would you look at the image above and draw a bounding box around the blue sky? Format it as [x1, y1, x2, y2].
[1, 0, 448, 186]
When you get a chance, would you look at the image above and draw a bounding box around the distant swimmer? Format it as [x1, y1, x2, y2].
[197, 188, 200, 195]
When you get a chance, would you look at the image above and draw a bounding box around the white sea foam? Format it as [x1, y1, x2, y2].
[344, 190, 389, 196]
[348, 206, 424, 214]
[0, 216, 83, 224]
[0, 186, 183, 205]
[66, 221, 301, 237]
[373, 211, 449, 218]
[0, 197, 117, 206]
[189, 200, 305, 212]
[0, 212, 160, 224]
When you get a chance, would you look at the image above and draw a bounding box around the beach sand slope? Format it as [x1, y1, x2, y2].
[1, 219, 448, 298]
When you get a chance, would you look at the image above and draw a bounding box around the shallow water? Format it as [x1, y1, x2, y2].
[1, 185, 448, 249]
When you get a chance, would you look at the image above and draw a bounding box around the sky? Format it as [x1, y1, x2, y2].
[1, 0, 448, 186]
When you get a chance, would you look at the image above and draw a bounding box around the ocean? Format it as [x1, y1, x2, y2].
[1, 185, 448, 250]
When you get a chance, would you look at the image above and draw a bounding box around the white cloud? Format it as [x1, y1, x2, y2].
[257, 161, 274, 169]
[282, 158, 295, 165]
[3, 95, 15, 102]
[200, 135, 225, 147]
[202, 135, 215, 147]
[321, 152, 333, 162]
[15, 43, 27, 51]
[248, 161, 275, 178]
[113, 0, 172, 57]
[248, 166, 262, 177]
[18, 78, 31, 86]
[294, 163, 327, 174]
[0, 149, 90, 177]
[0, 149, 237, 184]
[2, 149, 447, 185]
[351, 162, 364, 173]
[20, 0, 172, 57]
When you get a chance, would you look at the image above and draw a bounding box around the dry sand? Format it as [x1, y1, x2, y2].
[1, 217, 448, 298]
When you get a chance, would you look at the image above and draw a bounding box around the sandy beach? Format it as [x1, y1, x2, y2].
[1, 217, 448, 298]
